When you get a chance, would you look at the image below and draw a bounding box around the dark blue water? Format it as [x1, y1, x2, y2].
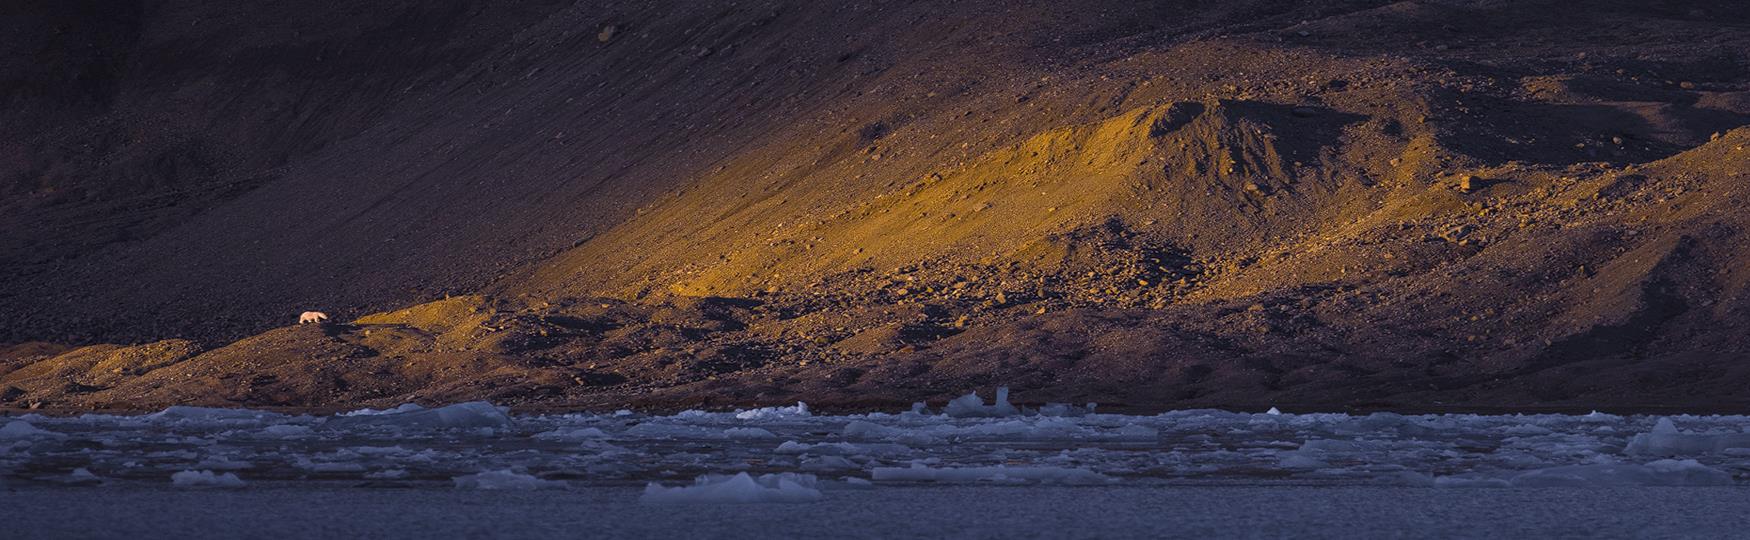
[7, 483, 1750, 539]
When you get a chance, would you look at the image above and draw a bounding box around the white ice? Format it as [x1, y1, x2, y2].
[171, 470, 246, 488]
[0, 420, 60, 439]
[1508, 459, 1732, 487]
[9, 398, 1750, 492]
[943, 387, 1020, 418]
[326, 401, 513, 430]
[1625, 417, 1750, 456]
[641, 472, 822, 504]
[452, 469, 567, 490]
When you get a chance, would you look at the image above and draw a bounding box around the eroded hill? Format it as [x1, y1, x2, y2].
[4, 0, 1750, 412]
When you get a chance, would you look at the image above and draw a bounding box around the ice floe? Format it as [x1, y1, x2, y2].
[7, 398, 1750, 492]
[0, 420, 60, 439]
[943, 387, 1021, 418]
[734, 402, 810, 420]
[452, 470, 567, 490]
[325, 401, 513, 430]
[1508, 459, 1732, 487]
[171, 470, 246, 488]
[1625, 417, 1750, 456]
[641, 472, 822, 504]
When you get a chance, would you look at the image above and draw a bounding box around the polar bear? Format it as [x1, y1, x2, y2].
[298, 311, 329, 324]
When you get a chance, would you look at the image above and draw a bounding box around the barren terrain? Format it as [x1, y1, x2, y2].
[4, 0, 1750, 412]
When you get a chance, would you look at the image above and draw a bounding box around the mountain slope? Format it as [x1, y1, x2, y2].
[4, 0, 1750, 412]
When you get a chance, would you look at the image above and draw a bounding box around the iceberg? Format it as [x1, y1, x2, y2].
[338, 403, 426, 416]
[641, 472, 822, 504]
[0, 420, 61, 439]
[59, 468, 105, 485]
[171, 470, 246, 488]
[148, 406, 285, 425]
[1624, 417, 1750, 456]
[258, 424, 316, 438]
[1509, 459, 1732, 487]
[723, 427, 779, 439]
[325, 401, 513, 430]
[452, 470, 567, 490]
[734, 402, 810, 420]
[943, 387, 1021, 418]
[532, 427, 610, 441]
[1276, 454, 1328, 470]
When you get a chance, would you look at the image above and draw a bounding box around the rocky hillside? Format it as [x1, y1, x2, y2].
[4, 0, 1750, 412]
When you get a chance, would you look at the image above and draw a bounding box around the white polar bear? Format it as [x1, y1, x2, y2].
[298, 311, 329, 324]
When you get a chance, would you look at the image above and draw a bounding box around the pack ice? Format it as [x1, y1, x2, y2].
[5, 392, 1750, 495]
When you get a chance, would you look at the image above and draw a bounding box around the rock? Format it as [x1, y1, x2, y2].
[1457, 175, 1477, 192]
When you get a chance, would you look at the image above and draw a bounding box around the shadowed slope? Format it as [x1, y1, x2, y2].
[4, 0, 1750, 412]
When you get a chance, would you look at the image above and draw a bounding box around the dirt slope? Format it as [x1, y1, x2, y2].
[4, 0, 1750, 412]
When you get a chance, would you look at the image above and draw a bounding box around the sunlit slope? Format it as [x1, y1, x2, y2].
[4, 1, 1750, 411]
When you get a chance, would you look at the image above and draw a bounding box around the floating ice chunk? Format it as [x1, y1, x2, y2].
[839, 421, 946, 445]
[842, 420, 910, 439]
[1653, 417, 1679, 434]
[734, 402, 810, 420]
[64, 468, 104, 485]
[1501, 424, 1553, 436]
[800, 455, 858, 471]
[0, 420, 61, 439]
[452, 470, 566, 490]
[841, 476, 874, 489]
[1277, 454, 1328, 470]
[1509, 459, 1732, 487]
[943, 387, 1021, 418]
[1297, 439, 1361, 453]
[338, 403, 426, 416]
[148, 406, 284, 425]
[624, 422, 723, 439]
[171, 470, 246, 488]
[641, 472, 822, 504]
[533, 427, 610, 441]
[871, 465, 1112, 485]
[326, 401, 512, 430]
[724, 427, 778, 439]
[1115, 424, 1159, 439]
[1625, 418, 1750, 456]
[258, 424, 315, 438]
